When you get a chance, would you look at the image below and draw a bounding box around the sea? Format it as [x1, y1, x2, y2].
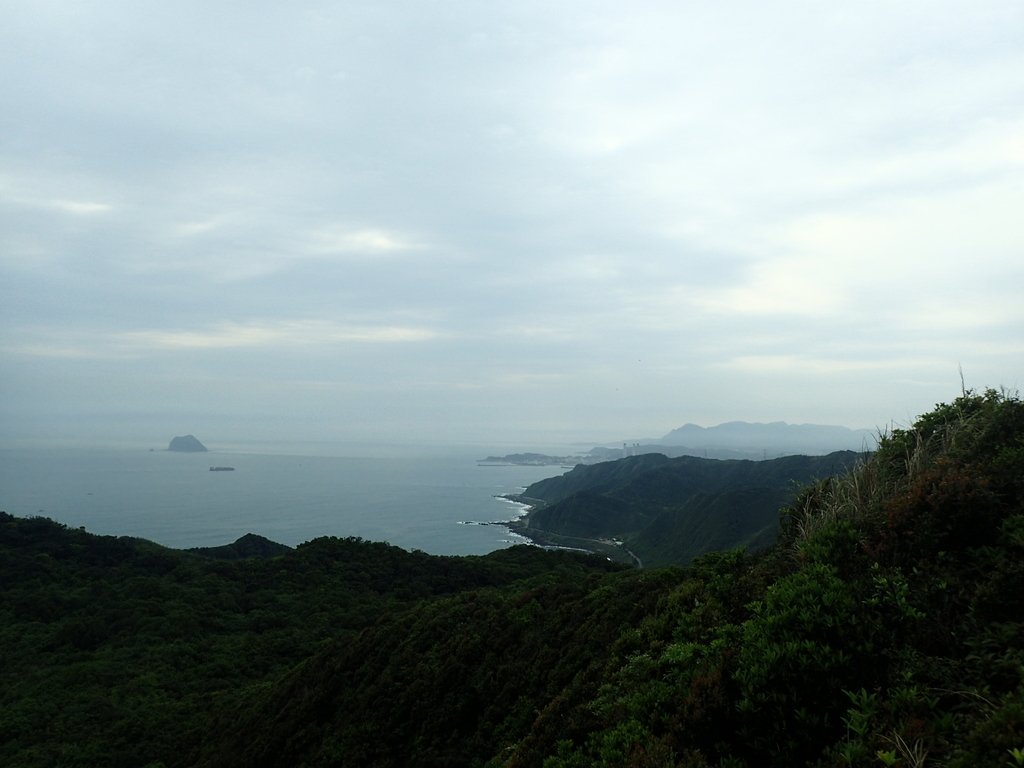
[0, 444, 569, 556]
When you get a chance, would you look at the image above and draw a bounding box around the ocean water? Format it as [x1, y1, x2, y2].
[0, 446, 566, 555]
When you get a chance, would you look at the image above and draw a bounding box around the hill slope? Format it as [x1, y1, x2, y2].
[514, 450, 863, 565]
[0, 519, 622, 768]
[3, 389, 1022, 767]
[198, 388, 1024, 767]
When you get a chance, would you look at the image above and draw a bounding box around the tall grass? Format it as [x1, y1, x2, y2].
[782, 388, 1019, 559]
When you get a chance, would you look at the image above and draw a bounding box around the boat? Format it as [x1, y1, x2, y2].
[209, 466, 235, 471]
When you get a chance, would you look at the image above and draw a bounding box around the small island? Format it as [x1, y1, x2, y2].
[168, 434, 208, 452]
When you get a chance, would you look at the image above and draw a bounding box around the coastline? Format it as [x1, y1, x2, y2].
[0, 449, 561, 556]
[488, 493, 640, 566]
[458, 493, 576, 551]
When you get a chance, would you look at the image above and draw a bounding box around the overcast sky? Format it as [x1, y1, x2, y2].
[2, 1, 1022, 449]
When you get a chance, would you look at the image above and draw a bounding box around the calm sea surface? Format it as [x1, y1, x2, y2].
[0, 447, 566, 555]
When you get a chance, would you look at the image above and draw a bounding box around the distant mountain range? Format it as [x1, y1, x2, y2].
[4, 390, 1018, 767]
[482, 422, 878, 466]
[591, 421, 877, 461]
[658, 420, 876, 452]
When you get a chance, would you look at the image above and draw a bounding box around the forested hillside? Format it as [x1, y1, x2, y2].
[0, 520, 622, 767]
[3, 389, 1023, 767]
[202, 389, 1024, 767]
[513, 450, 863, 565]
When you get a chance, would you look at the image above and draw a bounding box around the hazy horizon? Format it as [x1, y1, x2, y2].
[3, 2, 1022, 449]
[0, 417, 882, 460]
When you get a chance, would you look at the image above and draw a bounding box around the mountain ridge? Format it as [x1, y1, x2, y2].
[511, 450, 865, 566]
[3, 389, 1021, 767]
[199, 388, 1023, 767]
[657, 419, 876, 450]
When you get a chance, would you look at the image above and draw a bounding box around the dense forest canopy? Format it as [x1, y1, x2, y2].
[2, 389, 1022, 767]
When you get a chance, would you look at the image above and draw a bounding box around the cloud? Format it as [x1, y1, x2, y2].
[47, 198, 114, 215]
[305, 226, 421, 255]
[693, 258, 846, 318]
[2, 0, 1023, 444]
[0, 174, 115, 217]
[718, 354, 940, 377]
[1, 320, 441, 360]
[173, 216, 227, 237]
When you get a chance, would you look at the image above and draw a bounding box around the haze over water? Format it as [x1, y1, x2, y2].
[0, 446, 563, 554]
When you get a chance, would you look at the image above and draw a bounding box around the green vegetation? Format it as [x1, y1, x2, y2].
[535, 388, 1024, 767]
[513, 450, 863, 566]
[0, 521, 622, 767]
[3, 389, 1023, 766]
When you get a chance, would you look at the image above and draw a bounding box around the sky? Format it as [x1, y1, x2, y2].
[2, 1, 1023, 449]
